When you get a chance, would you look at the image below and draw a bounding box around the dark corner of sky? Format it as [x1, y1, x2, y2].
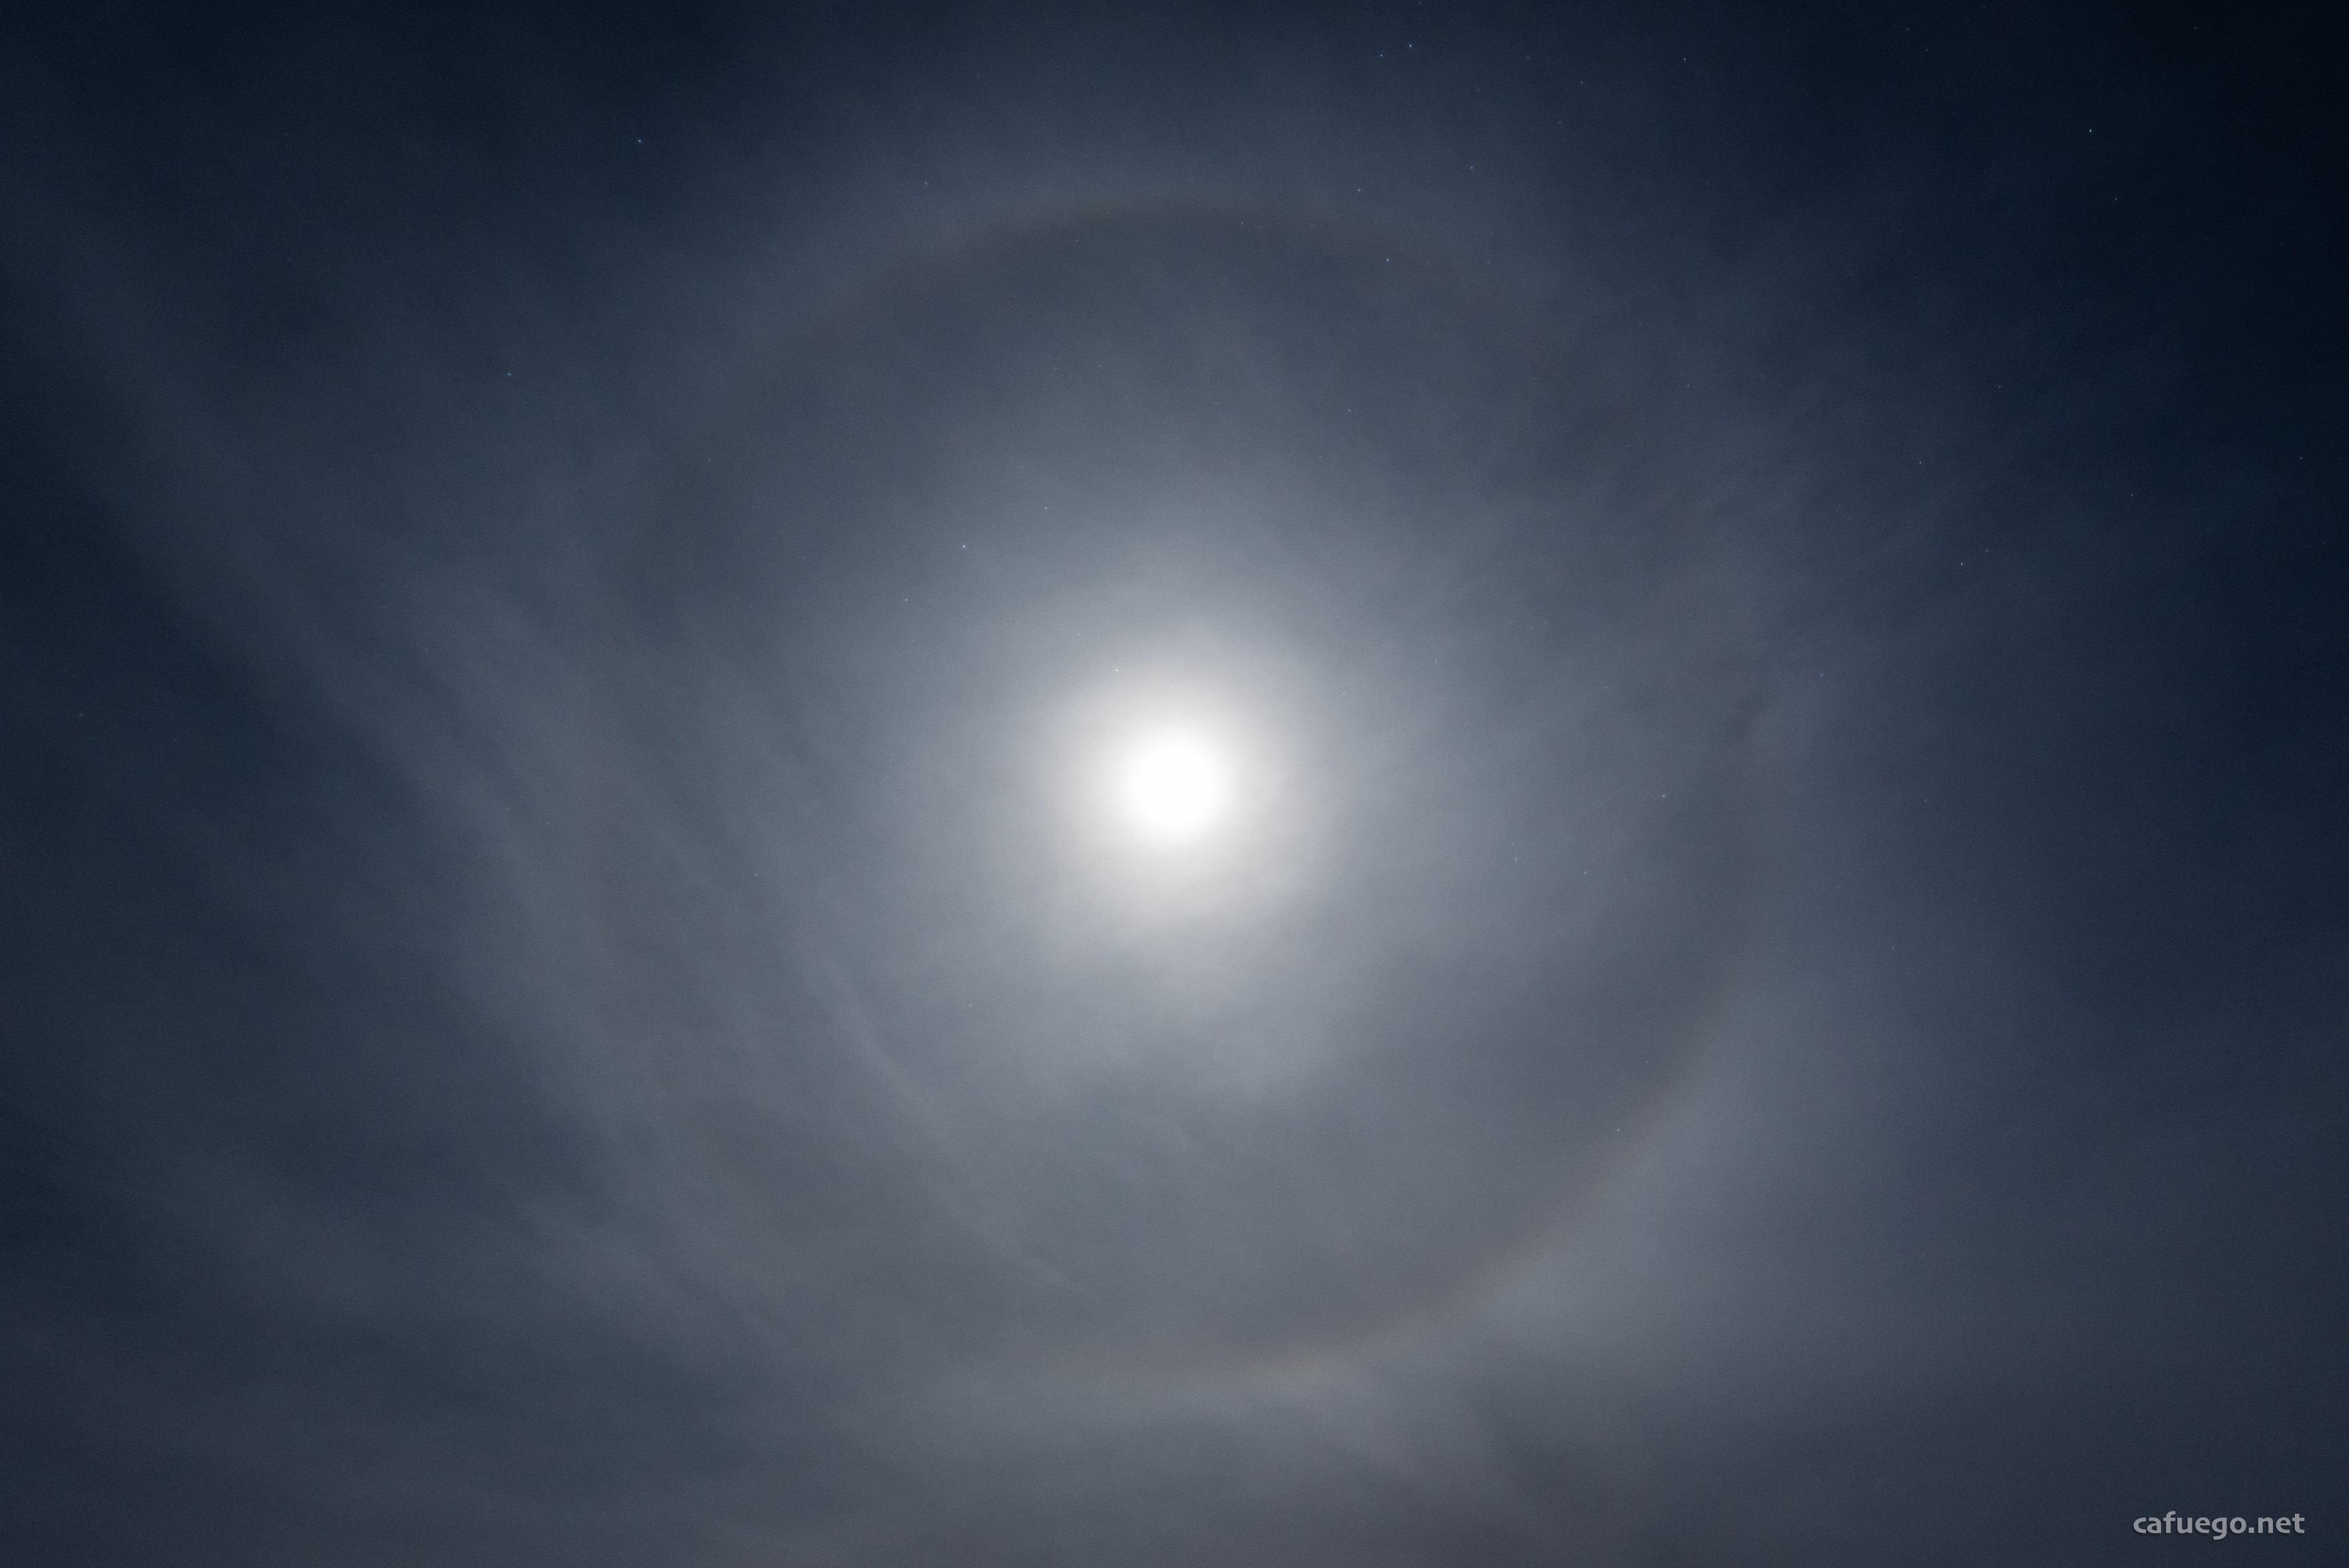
[1, 1, 2342, 1564]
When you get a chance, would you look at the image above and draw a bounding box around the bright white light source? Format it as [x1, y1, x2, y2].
[1120, 732, 1230, 841]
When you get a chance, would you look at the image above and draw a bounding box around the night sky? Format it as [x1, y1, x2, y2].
[3, 3, 2343, 1563]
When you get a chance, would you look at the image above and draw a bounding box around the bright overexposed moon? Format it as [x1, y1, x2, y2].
[1119, 732, 1231, 842]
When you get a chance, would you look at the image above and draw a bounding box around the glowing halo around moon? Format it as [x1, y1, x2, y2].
[1117, 730, 1231, 842]
[642, 197, 1759, 1393]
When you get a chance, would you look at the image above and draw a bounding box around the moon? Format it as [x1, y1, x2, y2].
[1118, 731, 1231, 842]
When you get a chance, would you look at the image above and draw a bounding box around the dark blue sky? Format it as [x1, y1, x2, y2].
[3, 3, 2342, 1563]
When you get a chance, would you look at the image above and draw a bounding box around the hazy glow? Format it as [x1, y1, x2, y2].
[1120, 732, 1231, 841]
